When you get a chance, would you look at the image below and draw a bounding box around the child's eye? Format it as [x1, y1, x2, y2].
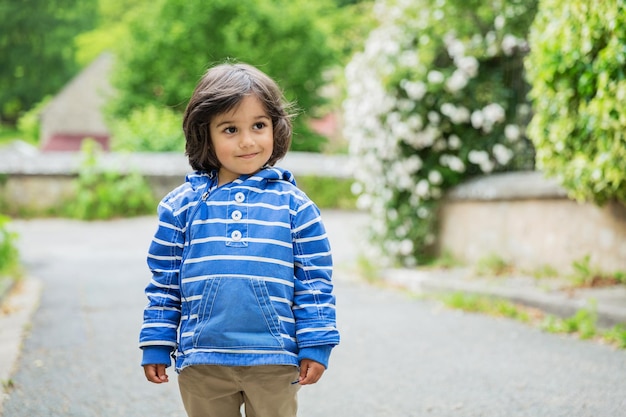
[224, 126, 237, 134]
[253, 122, 266, 130]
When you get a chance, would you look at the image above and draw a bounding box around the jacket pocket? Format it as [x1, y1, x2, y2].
[192, 277, 284, 350]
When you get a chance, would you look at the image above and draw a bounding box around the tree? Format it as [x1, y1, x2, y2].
[0, 0, 97, 124]
[108, 0, 337, 152]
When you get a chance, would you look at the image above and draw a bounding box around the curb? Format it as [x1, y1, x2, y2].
[0, 277, 42, 414]
[381, 267, 626, 329]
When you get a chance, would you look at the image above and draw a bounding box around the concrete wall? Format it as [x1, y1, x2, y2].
[438, 171, 626, 273]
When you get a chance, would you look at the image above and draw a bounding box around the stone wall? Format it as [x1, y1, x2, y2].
[438, 171, 626, 273]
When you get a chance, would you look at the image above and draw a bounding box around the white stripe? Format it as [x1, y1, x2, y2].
[148, 278, 179, 290]
[294, 290, 322, 295]
[278, 315, 295, 323]
[146, 292, 181, 302]
[139, 341, 177, 347]
[158, 220, 182, 233]
[153, 237, 184, 248]
[181, 274, 294, 287]
[295, 263, 332, 271]
[151, 268, 179, 273]
[148, 254, 182, 261]
[141, 323, 178, 329]
[293, 303, 335, 310]
[296, 326, 336, 335]
[298, 251, 332, 259]
[185, 255, 292, 268]
[300, 278, 332, 286]
[293, 216, 321, 233]
[182, 347, 298, 357]
[295, 234, 327, 243]
[270, 296, 292, 305]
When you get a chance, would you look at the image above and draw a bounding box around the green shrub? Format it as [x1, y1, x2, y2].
[109, 104, 185, 152]
[62, 140, 157, 220]
[525, 1, 626, 205]
[344, 0, 537, 266]
[296, 176, 357, 209]
[0, 215, 19, 277]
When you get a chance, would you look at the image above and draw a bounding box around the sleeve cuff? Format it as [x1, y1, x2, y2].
[298, 345, 334, 369]
[141, 346, 173, 367]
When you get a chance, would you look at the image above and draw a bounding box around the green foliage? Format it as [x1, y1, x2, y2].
[344, 0, 538, 266]
[0, 0, 98, 124]
[525, 0, 626, 205]
[296, 176, 357, 209]
[568, 254, 626, 287]
[62, 140, 157, 220]
[604, 325, 626, 349]
[74, 0, 153, 66]
[439, 292, 532, 322]
[541, 304, 598, 340]
[475, 253, 513, 276]
[16, 97, 51, 144]
[0, 215, 20, 277]
[109, 105, 185, 152]
[108, 0, 338, 152]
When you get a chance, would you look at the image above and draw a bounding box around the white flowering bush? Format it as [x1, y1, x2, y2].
[526, 0, 626, 206]
[344, 0, 537, 266]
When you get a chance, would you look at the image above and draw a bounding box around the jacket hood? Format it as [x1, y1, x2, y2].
[185, 167, 296, 190]
[255, 166, 297, 186]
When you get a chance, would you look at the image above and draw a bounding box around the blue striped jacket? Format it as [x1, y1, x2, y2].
[139, 167, 339, 372]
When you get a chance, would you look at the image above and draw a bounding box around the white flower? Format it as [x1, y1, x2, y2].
[448, 156, 466, 173]
[455, 56, 479, 77]
[448, 134, 461, 149]
[445, 70, 468, 93]
[494, 15, 505, 30]
[446, 38, 465, 59]
[417, 207, 429, 218]
[401, 80, 427, 100]
[493, 143, 513, 165]
[427, 70, 444, 84]
[399, 239, 414, 255]
[428, 170, 443, 185]
[415, 179, 430, 197]
[350, 181, 363, 195]
[483, 103, 505, 124]
[471, 110, 484, 129]
[501, 34, 519, 56]
[451, 106, 470, 124]
[504, 124, 521, 141]
[468, 150, 489, 164]
[428, 111, 441, 125]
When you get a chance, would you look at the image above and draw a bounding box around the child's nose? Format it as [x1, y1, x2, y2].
[239, 132, 255, 147]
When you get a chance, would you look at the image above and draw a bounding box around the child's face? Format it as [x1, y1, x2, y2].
[210, 95, 274, 186]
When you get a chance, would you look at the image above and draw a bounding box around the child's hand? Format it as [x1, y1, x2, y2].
[143, 364, 169, 384]
[298, 359, 325, 385]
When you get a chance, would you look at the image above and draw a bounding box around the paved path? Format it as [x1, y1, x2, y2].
[2, 211, 626, 416]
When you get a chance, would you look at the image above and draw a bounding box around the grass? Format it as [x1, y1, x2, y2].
[435, 292, 626, 349]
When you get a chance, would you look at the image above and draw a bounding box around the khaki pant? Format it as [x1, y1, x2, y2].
[178, 365, 301, 417]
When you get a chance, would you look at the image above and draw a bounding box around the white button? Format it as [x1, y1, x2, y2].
[231, 210, 242, 221]
[231, 230, 242, 241]
[235, 192, 245, 203]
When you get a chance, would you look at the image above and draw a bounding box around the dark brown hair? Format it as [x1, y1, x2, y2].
[183, 62, 294, 172]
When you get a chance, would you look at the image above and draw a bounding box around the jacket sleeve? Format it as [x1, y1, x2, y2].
[139, 200, 185, 366]
[292, 199, 340, 367]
